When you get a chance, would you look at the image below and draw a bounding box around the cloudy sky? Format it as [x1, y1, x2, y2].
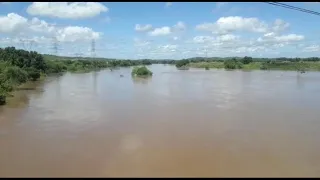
[0, 2, 320, 59]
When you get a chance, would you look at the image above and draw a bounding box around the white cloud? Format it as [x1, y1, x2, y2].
[271, 19, 290, 34]
[0, 13, 28, 34]
[26, 2, 108, 19]
[0, 13, 102, 43]
[196, 23, 216, 32]
[165, 2, 172, 7]
[192, 34, 238, 44]
[216, 2, 228, 9]
[2, 36, 50, 45]
[215, 16, 268, 33]
[212, 2, 229, 13]
[196, 16, 268, 34]
[189, 29, 305, 56]
[140, 21, 185, 37]
[258, 34, 304, 43]
[173, 21, 186, 32]
[193, 36, 215, 44]
[217, 34, 239, 42]
[148, 26, 171, 36]
[263, 32, 276, 37]
[135, 24, 153, 32]
[274, 34, 304, 42]
[303, 45, 320, 52]
[234, 46, 266, 53]
[134, 38, 151, 47]
[28, 17, 56, 35]
[0, 10, 311, 58]
[56, 26, 101, 42]
[136, 21, 185, 37]
[154, 44, 178, 53]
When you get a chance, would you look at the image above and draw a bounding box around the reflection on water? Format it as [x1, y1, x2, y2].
[132, 77, 152, 85]
[0, 65, 320, 177]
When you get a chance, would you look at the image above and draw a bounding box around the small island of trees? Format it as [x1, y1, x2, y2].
[131, 66, 153, 77]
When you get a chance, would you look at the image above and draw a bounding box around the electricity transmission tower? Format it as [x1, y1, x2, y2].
[51, 37, 59, 56]
[19, 38, 36, 51]
[91, 39, 96, 58]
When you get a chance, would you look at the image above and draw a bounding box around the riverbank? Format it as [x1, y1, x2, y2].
[0, 47, 157, 105]
[188, 61, 320, 71]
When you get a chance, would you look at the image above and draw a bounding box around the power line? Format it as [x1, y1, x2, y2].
[264, 2, 320, 16]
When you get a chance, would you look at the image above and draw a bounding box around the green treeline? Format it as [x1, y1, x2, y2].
[0, 47, 167, 105]
[0, 47, 174, 105]
[177, 56, 320, 71]
[0, 47, 45, 105]
[1, 46, 320, 105]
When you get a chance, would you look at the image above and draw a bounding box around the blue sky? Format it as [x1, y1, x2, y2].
[1, 2, 320, 59]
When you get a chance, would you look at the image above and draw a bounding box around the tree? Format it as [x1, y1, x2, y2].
[131, 66, 153, 77]
[142, 59, 152, 65]
[25, 67, 41, 81]
[241, 56, 253, 64]
[176, 59, 190, 68]
[2, 66, 28, 85]
[224, 58, 243, 69]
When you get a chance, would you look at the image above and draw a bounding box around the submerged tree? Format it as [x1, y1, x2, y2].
[131, 66, 153, 77]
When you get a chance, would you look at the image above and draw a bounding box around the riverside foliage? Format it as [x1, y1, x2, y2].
[1, 46, 320, 105]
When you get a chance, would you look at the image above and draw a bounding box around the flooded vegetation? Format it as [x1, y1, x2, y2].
[1, 64, 320, 177]
[131, 66, 153, 77]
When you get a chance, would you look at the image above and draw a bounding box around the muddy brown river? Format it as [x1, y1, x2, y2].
[0, 65, 320, 177]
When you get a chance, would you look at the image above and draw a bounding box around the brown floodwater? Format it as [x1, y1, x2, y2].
[1, 65, 320, 177]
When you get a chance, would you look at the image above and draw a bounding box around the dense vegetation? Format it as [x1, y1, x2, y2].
[224, 58, 243, 69]
[175, 59, 189, 68]
[131, 66, 153, 77]
[0, 47, 162, 105]
[0, 47, 46, 105]
[185, 56, 320, 71]
[1, 46, 320, 105]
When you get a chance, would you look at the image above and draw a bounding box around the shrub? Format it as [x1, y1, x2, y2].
[241, 56, 253, 64]
[176, 60, 189, 68]
[2, 66, 28, 85]
[131, 66, 153, 77]
[260, 62, 268, 70]
[24, 67, 41, 81]
[224, 58, 243, 69]
[0, 94, 5, 105]
[45, 60, 67, 74]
